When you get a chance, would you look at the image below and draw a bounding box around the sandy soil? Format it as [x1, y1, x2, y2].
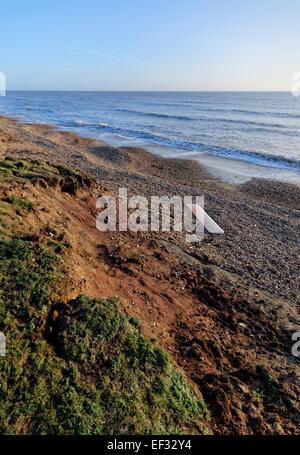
[0, 114, 300, 434]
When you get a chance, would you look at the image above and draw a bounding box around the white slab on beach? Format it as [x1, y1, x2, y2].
[186, 203, 224, 235]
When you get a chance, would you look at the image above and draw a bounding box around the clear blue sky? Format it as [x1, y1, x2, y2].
[1, 0, 299, 91]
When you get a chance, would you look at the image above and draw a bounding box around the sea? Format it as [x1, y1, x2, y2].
[0, 91, 299, 184]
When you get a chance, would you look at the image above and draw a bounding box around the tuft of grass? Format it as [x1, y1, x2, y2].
[53, 163, 83, 177]
[0, 157, 83, 185]
[0, 158, 57, 184]
[4, 195, 35, 211]
[45, 294, 209, 435]
[0, 237, 64, 330]
[47, 240, 70, 254]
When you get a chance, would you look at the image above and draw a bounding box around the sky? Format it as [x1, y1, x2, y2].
[1, 0, 300, 91]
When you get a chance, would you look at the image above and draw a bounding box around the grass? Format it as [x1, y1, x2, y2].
[0, 157, 82, 185]
[44, 294, 208, 435]
[4, 195, 35, 211]
[0, 158, 209, 435]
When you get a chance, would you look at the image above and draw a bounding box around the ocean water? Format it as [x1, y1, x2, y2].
[0, 91, 300, 181]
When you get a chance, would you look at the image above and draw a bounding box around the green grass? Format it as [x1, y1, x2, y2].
[44, 294, 208, 435]
[53, 163, 83, 178]
[4, 195, 35, 211]
[0, 157, 82, 185]
[0, 238, 64, 331]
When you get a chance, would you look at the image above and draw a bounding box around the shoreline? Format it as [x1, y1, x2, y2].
[1, 109, 299, 187]
[0, 112, 299, 204]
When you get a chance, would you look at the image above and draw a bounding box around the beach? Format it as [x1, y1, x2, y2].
[0, 113, 299, 434]
[0, 114, 299, 304]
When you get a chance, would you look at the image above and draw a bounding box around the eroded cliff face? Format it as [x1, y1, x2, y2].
[0, 157, 299, 434]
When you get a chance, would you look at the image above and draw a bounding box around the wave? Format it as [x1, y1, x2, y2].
[210, 117, 286, 129]
[115, 108, 193, 121]
[75, 120, 119, 129]
[202, 146, 300, 170]
[240, 126, 300, 137]
[99, 122, 118, 128]
[115, 108, 292, 129]
[87, 122, 300, 171]
[127, 104, 300, 121]
[75, 119, 95, 126]
[199, 107, 300, 120]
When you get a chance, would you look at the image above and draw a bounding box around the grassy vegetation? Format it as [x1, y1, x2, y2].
[0, 157, 58, 183]
[0, 157, 82, 185]
[0, 195, 35, 240]
[47, 294, 208, 435]
[4, 195, 35, 211]
[0, 158, 209, 435]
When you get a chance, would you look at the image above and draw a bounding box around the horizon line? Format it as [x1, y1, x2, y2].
[5, 89, 292, 93]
